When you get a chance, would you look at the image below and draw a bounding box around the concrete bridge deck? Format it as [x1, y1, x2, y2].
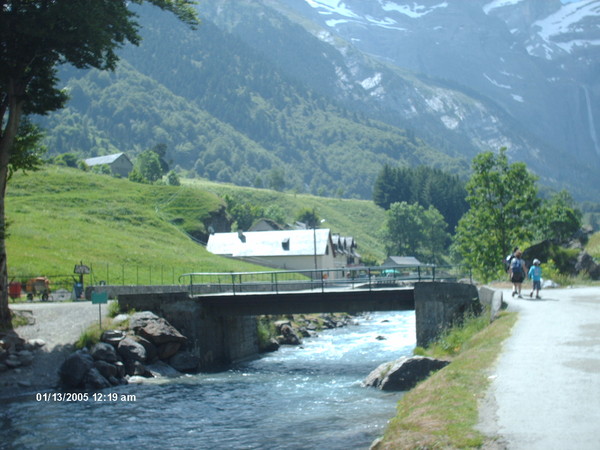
[196, 286, 415, 315]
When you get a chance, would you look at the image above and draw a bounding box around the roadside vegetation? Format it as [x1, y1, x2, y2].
[375, 311, 518, 449]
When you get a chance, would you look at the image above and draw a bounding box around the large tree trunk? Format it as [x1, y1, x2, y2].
[0, 89, 24, 329]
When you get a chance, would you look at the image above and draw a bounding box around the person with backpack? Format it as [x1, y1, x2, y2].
[510, 249, 527, 298]
[504, 246, 519, 276]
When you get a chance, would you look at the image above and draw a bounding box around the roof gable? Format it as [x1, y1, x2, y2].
[84, 153, 130, 166]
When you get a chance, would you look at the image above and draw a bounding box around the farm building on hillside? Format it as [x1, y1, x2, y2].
[382, 256, 423, 267]
[207, 229, 353, 277]
[84, 153, 133, 177]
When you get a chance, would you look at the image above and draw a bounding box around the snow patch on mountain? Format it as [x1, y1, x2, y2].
[379, 1, 448, 18]
[483, 0, 527, 15]
[530, 0, 600, 56]
[305, 0, 360, 19]
[303, 0, 449, 30]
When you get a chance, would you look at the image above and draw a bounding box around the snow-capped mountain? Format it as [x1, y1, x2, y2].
[252, 0, 600, 197]
[39, 0, 600, 201]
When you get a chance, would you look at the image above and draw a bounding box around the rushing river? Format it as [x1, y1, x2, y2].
[2, 311, 415, 449]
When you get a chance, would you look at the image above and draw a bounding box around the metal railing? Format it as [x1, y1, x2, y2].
[179, 265, 472, 296]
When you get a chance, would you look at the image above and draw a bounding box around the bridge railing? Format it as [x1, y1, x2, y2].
[179, 265, 471, 296]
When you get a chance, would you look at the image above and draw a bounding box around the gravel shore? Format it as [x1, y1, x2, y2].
[1, 301, 111, 400]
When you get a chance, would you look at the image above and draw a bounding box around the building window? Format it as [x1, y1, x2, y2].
[282, 238, 290, 251]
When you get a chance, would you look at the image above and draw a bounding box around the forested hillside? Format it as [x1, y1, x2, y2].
[36, 4, 466, 200]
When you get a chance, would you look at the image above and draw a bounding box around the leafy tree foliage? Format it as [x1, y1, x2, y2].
[295, 207, 321, 229]
[224, 195, 264, 231]
[453, 149, 540, 282]
[131, 148, 165, 183]
[166, 170, 181, 186]
[9, 118, 46, 180]
[373, 165, 468, 232]
[381, 201, 449, 263]
[0, 0, 198, 327]
[536, 191, 582, 243]
[52, 153, 80, 168]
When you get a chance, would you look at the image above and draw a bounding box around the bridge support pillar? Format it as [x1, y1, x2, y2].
[118, 293, 259, 370]
[414, 282, 480, 348]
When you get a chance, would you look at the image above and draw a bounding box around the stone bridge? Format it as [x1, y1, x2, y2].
[115, 281, 494, 371]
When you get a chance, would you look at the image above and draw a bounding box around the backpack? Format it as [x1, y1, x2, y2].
[511, 258, 523, 274]
[504, 254, 513, 272]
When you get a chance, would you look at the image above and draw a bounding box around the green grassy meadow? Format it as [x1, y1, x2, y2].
[6, 166, 387, 288]
[6, 167, 262, 285]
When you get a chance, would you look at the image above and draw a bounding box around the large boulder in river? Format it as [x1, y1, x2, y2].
[363, 356, 450, 391]
[277, 323, 302, 345]
[59, 350, 95, 388]
[91, 342, 118, 363]
[138, 318, 187, 346]
[117, 337, 147, 363]
[129, 311, 161, 332]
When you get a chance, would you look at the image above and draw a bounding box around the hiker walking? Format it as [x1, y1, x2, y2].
[528, 258, 542, 299]
[510, 249, 527, 298]
[504, 246, 519, 277]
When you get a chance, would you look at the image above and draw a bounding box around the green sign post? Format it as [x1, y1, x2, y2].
[91, 292, 108, 329]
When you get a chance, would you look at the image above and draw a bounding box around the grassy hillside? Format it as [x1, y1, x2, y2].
[6, 167, 264, 286]
[6, 167, 387, 289]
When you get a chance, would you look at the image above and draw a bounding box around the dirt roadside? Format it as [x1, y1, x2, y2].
[1, 301, 111, 400]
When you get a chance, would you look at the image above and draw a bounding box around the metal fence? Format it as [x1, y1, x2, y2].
[179, 265, 473, 296]
[9, 264, 473, 301]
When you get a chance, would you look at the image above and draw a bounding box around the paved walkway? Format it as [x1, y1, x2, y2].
[478, 286, 600, 449]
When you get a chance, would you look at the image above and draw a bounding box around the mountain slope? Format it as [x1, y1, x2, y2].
[39, 4, 462, 199]
[258, 0, 600, 198]
[35, 0, 600, 201]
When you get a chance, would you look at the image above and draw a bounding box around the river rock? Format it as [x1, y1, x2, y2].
[124, 359, 150, 377]
[277, 324, 301, 345]
[156, 341, 182, 360]
[118, 337, 147, 363]
[91, 342, 119, 363]
[101, 329, 126, 347]
[138, 318, 187, 346]
[94, 359, 118, 379]
[4, 355, 22, 368]
[59, 350, 95, 388]
[129, 311, 160, 332]
[169, 351, 200, 373]
[132, 335, 158, 363]
[114, 360, 126, 378]
[261, 338, 280, 353]
[83, 367, 111, 390]
[26, 338, 46, 350]
[146, 360, 182, 378]
[16, 350, 34, 366]
[363, 356, 450, 391]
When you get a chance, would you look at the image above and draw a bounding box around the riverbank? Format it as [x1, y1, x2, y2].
[2, 310, 415, 449]
[371, 307, 517, 448]
[0, 301, 109, 399]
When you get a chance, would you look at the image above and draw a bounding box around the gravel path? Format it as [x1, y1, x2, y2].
[1, 301, 111, 399]
[477, 286, 600, 449]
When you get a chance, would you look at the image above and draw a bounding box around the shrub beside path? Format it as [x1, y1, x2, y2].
[478, 286, 600, 449]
